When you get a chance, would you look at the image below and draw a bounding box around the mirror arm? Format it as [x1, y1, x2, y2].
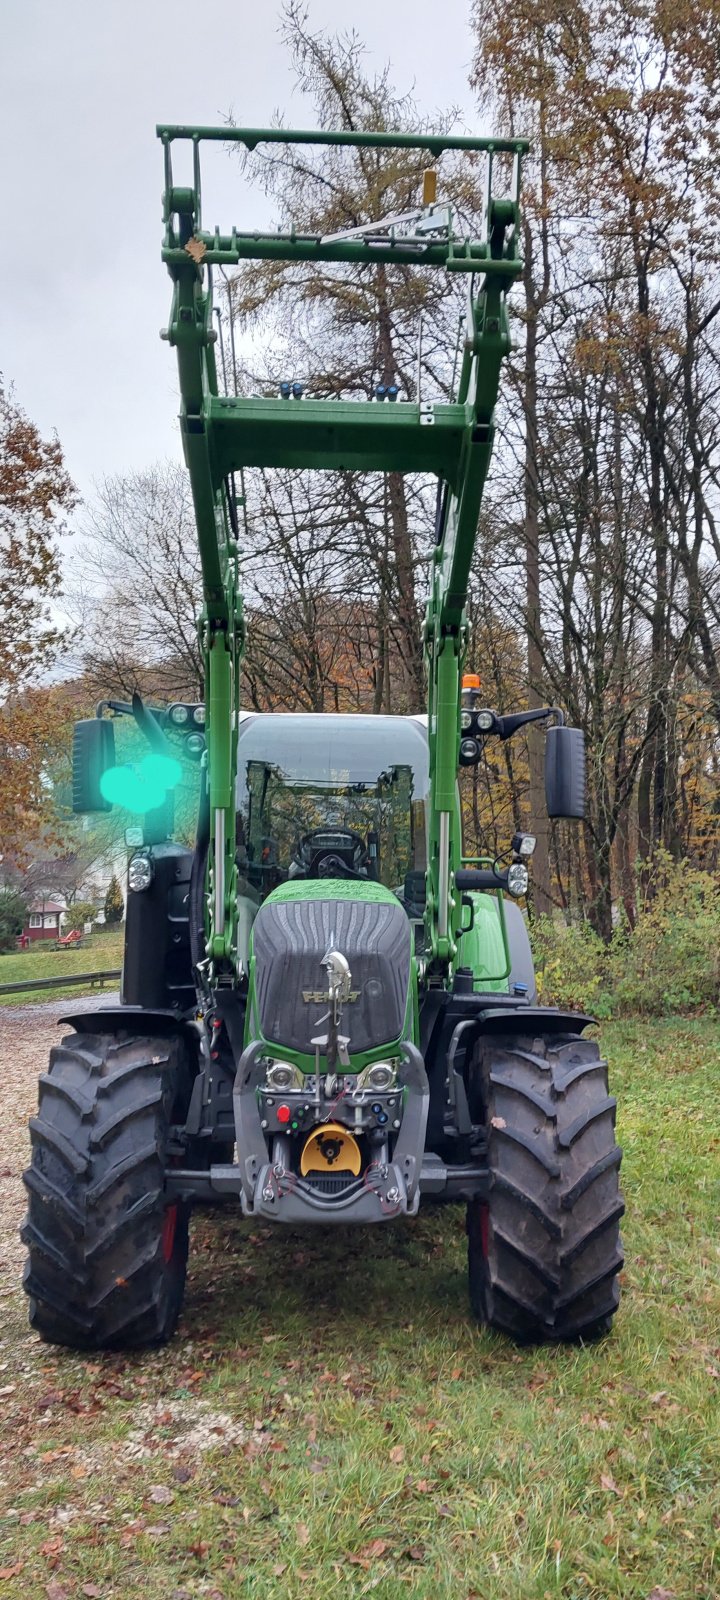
[131, 692, 176, 758]
[496, 705, 565, 740]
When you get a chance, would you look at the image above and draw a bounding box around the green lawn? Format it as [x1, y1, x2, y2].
[0, 1018, 718, 1598]
[0, 930, 124, 1003]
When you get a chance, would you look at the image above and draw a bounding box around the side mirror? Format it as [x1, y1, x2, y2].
[545, 725, 585, 820]
[72, 718, 116, 813]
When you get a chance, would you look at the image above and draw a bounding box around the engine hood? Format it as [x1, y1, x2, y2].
[250, 880, 412, 1059]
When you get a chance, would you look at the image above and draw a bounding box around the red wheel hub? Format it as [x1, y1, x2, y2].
[479, 1202, 489, 1259]
[161, 1203, 178, 1264]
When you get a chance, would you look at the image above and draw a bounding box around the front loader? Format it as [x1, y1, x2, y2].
[22, 125, 623, 1348]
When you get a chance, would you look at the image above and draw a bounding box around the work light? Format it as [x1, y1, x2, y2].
[506, 862, 529, 897]
[128, 853, 154, 892]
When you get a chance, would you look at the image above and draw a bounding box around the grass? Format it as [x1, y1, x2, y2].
[0, 929, 124, 1004]
[1, 1017, 719, 1599]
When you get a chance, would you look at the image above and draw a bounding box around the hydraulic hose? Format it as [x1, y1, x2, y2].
[189, 773, 210, 972]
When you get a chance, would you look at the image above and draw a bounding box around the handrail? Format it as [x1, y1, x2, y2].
[0, 969, 121, 997]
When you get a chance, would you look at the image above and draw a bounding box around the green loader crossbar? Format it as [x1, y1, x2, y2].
[158, 123, 528, 974]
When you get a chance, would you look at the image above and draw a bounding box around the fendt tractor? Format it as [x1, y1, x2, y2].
[22, 126, 623, 1349]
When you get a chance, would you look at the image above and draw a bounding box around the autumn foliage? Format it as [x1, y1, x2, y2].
[0, 383, 76, 863]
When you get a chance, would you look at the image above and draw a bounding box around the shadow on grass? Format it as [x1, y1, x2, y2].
[185, 1204, 470, 1350]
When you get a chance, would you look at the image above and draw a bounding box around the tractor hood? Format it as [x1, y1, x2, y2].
[249, 879, 411, 1061]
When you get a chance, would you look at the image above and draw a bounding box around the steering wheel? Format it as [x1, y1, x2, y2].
[296, 828, 368, 880]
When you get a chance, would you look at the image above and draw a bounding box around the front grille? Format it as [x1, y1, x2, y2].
[301, 1170, 360, 1198]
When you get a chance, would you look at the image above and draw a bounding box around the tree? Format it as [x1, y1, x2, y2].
[0, 380, 76, 695]
[72, 463, 203, 701]
[0, 381, 77, 863]
[64, 900, 98, 933]
[103, 875, 124, 925]
[470, 0, 720, 932]
[227, 3, 463, 713]
[0, 887, 27, 954]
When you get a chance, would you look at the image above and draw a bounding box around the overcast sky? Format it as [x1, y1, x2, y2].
[3, 0, 478, 508]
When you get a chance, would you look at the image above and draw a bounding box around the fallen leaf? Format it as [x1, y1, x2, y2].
[82, 1587, 103, 1598]
[600, 1472, 619, 1494]
[645, 1590, 676, 1600]
[389, 1445, 405, 1464]
[361, 1539, 388, 1559]
[296, 1522, 310, 1546]
[0, 1384, 16, 1396]
[46, 1585, 69, 1600]
[490, 1116, 507, 1129]
[149, 1484, 174, 1505]
[404, 1546, 425, 1562]
[272, 1564, 287, 1578]
[0, 1566, 24, 1581]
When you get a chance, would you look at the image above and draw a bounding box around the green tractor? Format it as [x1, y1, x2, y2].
[22, 126, 622, 1348]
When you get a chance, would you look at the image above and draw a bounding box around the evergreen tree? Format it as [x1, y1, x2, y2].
[103, 874, 123, 925]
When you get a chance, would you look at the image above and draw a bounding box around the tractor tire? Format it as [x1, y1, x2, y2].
[21, 1030, 192, 1350]
[466, 1032, 623, 1342]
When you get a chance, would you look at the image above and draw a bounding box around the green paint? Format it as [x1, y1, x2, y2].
[266, 879, 400, 906]
[455, 892, 511, 992]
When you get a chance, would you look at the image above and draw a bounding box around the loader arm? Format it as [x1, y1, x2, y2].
[158, 124, 528, 977]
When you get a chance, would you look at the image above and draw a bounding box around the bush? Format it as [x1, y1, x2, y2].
[63, 900, 97, 933]
[0, 887, 28, 953]
[607, 858, 720, 1016]
[104, 874, 124, 925]
[530, 915, 609, 1013]
[530, 857, 720, 1019]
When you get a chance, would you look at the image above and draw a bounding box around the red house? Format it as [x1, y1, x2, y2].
[21, 900, 65, 943]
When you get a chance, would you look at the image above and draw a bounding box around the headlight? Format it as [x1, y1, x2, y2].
[506, 862, 529, 897]
[266, 1060, 304, 1091]
[185, 731, 205, 757]
[476, 709, 495, 732]
[169, 703, 189, 726]
[128, 853, 154, 892]
[356, 1061, 397, 1091]
[460, 737, 479, 764]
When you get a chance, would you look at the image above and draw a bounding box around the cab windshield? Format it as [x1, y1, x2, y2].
[236, 714, 429, 900]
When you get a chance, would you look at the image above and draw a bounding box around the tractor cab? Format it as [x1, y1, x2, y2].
[235, 712, 429, 962]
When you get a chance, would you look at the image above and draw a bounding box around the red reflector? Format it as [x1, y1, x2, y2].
[277, 1104, 291, 1124]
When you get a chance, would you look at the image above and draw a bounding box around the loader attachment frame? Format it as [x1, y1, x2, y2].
[158, 123, 529, 976]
